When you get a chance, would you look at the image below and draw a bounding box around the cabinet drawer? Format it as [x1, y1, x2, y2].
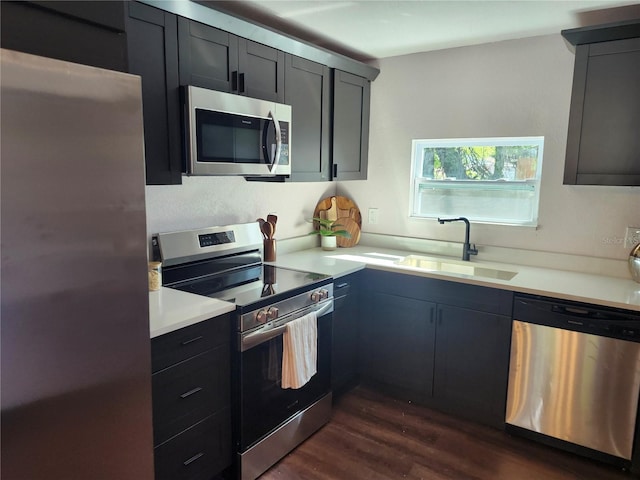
[334, 280, 352, 298]
[152, 345, 230, 445]
[154, 409, 232, 480]
[152, 315, 230, 373]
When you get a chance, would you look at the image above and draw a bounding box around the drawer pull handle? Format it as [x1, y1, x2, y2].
[181, 336, 203, 346]
[183, 452, 204, 466]
[336, 282, 349, 288]
[180, 387, 203, 399]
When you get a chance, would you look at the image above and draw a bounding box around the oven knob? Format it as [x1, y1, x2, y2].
[267, 307, 279, 320]
[319, 289, 329, 300]
[311, 291, 320, 303]
[255, 309, 268, 323]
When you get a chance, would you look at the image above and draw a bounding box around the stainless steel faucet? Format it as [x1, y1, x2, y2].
[437, 217, 478, 261]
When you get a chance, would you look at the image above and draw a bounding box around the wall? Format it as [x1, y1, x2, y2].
[339, 33, 640, 261]
[146, 176, 333, 239]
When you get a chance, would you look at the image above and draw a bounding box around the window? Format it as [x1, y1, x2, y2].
[410, 137, 544, 226]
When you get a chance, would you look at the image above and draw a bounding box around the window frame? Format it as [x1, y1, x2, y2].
[409, 136, 544, 227]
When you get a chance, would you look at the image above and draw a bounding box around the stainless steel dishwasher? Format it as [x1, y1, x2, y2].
[506, 294, 640, 468]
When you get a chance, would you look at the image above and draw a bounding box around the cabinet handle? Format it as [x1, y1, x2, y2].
[332, 163, 338, 179]
[336, 282, 349, 288]
[181, 335, 203, 346]
[180, 387, 203, 399]
[232, 71, 238, 91]
[183, 452, 204, 466]
[239, 73, 245, 93]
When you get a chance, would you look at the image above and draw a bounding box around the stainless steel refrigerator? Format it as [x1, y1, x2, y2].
[1, 49, 154, 479]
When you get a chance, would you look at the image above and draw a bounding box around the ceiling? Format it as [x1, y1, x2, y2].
[210, 1, 640, 61]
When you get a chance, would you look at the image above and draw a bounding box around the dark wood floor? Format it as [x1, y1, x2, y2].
[261, 386, 633, 480]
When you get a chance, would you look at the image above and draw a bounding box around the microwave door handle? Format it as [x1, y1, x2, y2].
[268, 110, 282, 174]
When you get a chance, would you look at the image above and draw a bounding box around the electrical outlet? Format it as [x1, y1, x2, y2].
[625, 226, 640, 248]
[368, 208, 379, 225]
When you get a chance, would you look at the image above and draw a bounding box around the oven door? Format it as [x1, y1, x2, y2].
[236, 300, 332, 452]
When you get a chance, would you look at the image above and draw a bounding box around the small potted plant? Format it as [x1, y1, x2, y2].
[308, 217, 351, 251]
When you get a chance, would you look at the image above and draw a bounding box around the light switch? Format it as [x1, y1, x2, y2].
[368, 208, 379, 224]
[625, 227, 640, 248]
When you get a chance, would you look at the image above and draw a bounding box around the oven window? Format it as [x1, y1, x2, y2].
[238, 313, 332, 451]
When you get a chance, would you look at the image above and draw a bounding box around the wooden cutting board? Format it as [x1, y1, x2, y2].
[335, 216, 361, 248]
[314, 196, 362, 227]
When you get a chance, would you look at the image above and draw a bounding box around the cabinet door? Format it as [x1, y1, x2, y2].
[127, 2, 182, 185]
[434, 304, 511, 428]
[564, 37, 640, 186]
[238, 38, 285, 102]
[332, 70, 371, 180]
[178, 17, 238, 92]
[0, 1, 127, 72]
[331, 275, 360, 396]
[361, 292, 435, 396]
[285, 55, 331, 181]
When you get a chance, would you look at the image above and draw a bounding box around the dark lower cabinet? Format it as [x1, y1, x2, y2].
[361, 293, 436, 397]
[0, 1, 127, 72]
[151, 314, 232, 480]
[331, 273, 361, 397]
[361, 270, 513, 428]
[285, 54, 332, 182]
[332, 70, 371, 180]
[127, 2, 182, 185]
[433, 304, 512, 428]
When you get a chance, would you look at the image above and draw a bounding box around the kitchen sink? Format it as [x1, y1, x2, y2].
[395, 255, 518, 281]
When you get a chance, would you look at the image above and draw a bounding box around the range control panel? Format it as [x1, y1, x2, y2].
[199, 231, 235, 248]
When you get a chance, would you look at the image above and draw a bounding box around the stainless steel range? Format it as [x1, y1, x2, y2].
[152, 222, 334, 480]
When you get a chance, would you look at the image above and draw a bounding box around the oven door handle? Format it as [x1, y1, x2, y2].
[240, 300, 333, 352]
[242, 324, 288, 351]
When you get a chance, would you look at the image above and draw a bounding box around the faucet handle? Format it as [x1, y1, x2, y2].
[468, 244, 478, 256]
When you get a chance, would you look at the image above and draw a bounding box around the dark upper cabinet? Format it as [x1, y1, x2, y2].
[178, 18, 284, 102]
[0, 1, 127, 72]
[284, 55, 332, 182]
[562, 21, 640, 186]
[332, 70, 371, 181]
[238, 38, 285, 103]
[178, 17, 238, 94]
[127, 2, 182, 185]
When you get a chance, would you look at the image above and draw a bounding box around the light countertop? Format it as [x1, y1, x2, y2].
[148, 244, 640, 338]
[269, 245, 640, 312]
[149, 287, 235, 338]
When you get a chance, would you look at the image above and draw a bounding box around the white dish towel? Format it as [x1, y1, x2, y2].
[281, 311, 317, 389]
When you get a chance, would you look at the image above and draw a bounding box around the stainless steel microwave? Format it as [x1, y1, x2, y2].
[184, 86, 291, 177]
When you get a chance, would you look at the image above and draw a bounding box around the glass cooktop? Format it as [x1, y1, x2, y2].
[170, 264, 332, 310]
